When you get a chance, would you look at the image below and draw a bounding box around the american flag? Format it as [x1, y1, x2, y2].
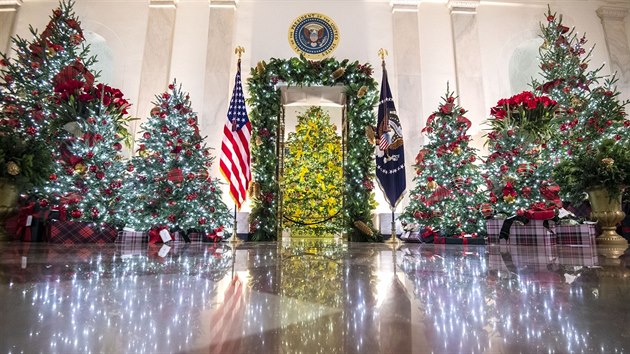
[219, 60, 251, 209]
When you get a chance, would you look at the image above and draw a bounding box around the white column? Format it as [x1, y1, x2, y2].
[391, 1, 423, 207]
[447, 0, 486, 151]
[202, 0, 236, 130]
[133, 0, 178, 144]
[597, 6, 630, 85]
[0, 0, 22, 55]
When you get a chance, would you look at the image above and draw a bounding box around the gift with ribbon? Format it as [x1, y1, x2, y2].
[524, 202, 556, 220]
[487, 215, 556, 246]
[148, 226, 172, 244]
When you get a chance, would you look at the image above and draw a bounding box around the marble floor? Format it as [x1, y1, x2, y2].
[0, 240, 629, 354]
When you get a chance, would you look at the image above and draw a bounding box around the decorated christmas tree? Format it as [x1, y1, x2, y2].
[120, 81, 231, 234]
[483, 91, 561, 216]
[282, 106, 344, 237]
[400, 88, 486, 237]
[0, 0, 95, 141]
[0, 0, 90, 192]
[533, 7, 629, 157]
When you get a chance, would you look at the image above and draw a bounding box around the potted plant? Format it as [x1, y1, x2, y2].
[553, 139, 630, 246]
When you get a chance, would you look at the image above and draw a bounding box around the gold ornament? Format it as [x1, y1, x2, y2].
[256, 61, 266, 75]
[357, 86, 368, 98]
[332, 67, 345, 80]
[427, 180, 438, 191]
[255, 135, 263, 146]
[6, 161, 20, 176]
[365, 125, 376, 145]
[139, 150, 149, 158]
[503, 195, 515, 204]
[452, 146, 462, 155]
[571, 96, 583, 107]
[249, 181, 261, 198]
[74, 163, 87, 174]
[602, 158, 614, 167]
[353, 220, 373, 236]
[540, 40, 549, 50]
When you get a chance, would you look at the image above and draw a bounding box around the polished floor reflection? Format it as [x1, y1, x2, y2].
[0, 240, 629, 353]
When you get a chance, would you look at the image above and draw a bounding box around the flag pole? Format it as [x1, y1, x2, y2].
[379, 48, 398, 245]
[229, 46, 245, 245]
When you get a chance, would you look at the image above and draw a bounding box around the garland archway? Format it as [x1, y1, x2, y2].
[247, 56, 380, 241]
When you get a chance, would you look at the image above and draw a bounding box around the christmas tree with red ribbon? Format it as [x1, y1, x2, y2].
[120, 81, 230, 234]
[400, 87, 485, 238]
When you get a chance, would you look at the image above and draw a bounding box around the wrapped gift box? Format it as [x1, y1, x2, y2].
[47, 220, 118, 244]
[115, 229, 147, 244]
[556, 245, 598, 267]
[555, 224, 596, 246]
[487, 219, 556, 246]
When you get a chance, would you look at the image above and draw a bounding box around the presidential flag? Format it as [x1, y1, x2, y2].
[219, 60, 251, 209]
[375, 62, 406, 208]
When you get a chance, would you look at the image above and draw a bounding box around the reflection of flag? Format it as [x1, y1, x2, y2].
[219, 60, 251, 209]
[376, 63, 406, 208]
[209, 275, 246, 353]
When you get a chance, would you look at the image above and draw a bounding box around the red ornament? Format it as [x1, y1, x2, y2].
[39, 199, 49, 208]
[500, 165, 509, 173]
[187, 172, 195, 180]
[427, 176, 434, 182]
[71, 209, 82, 219]
[209, 207, 215, 213]
[113, 142, 122, 151]
[198, 217, 207, 225]
[95, 171, 105, 180]
[547, 15, 554, 21]
[127, 164, 134, 172]
[167, 214, 176, 222]
[49, 174, 57, 181]
[143, 132, 151, 139]
[480, 203, 493, 217]
[167, 168, 184, 183]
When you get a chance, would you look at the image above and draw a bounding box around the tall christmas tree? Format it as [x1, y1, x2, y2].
[0, 0, 95, 141]
[282, 106, 344, 237]
[120, 81, 230, 234]
[0, 0, 90, 193]
[400, 88, 486, 237]
[533, 7, 629, 157]
[483, 91, 560, 216]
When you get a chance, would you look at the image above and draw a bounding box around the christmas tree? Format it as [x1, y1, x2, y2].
[0, 0, 95, 141]
[533, 7, 629, 157]
[400, 88, 486, 237]
[120, 81, 231, 234]
[282, 106, 344, 237]
[0, 0, 90, 192]
[483, 91, 560, 216]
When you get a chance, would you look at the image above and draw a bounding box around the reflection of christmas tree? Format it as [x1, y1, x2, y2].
[533, 7, 629, 158]
[483, 91, 560, 216]
[282, 107, 343, 237]
[400, 88, 485, 237]
[120, 81, 230, 233]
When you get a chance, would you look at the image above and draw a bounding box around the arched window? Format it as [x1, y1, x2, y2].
[84, 31, 114, 84]
[509, 38, 544, 93]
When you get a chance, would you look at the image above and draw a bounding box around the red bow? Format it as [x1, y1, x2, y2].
[148, 226, 169, 244]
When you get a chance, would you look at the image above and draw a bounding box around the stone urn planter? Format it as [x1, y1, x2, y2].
[588, 186, 627, 247]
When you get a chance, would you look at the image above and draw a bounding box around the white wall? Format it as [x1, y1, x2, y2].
[5, 0, 630, 214]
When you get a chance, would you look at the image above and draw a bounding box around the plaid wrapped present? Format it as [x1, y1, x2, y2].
[555, 224, 596, 246]
[115, 229, 147, 244]
[486, 218, 556, 246]
[488, 244, 557, 272]
[186, 231, 205, 243]
[556, 245, 598, 267]
[47, 220, 118, 244]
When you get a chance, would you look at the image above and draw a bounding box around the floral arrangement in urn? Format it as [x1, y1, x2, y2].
[553, 139, 630, 204]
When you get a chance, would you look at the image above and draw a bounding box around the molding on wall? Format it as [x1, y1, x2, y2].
[597, 6, 628, 21]
[0, 0, 22, 11]
[149, 0, 177, 8]
[448, 0, 479, 14]
[209, 0, 237, 9]
[391, 3, 419, 13]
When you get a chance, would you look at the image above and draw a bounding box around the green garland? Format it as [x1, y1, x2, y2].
[247, 56, 379, 241]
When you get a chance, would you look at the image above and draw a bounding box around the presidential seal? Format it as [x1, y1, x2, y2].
[288, 13, 339, 60]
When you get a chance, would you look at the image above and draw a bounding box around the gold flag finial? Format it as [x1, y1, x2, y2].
[235, 46, 245, 59]
[378, 48, 388, 61]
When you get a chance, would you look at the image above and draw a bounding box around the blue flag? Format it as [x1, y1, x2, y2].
[376, 64, 406, 208]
